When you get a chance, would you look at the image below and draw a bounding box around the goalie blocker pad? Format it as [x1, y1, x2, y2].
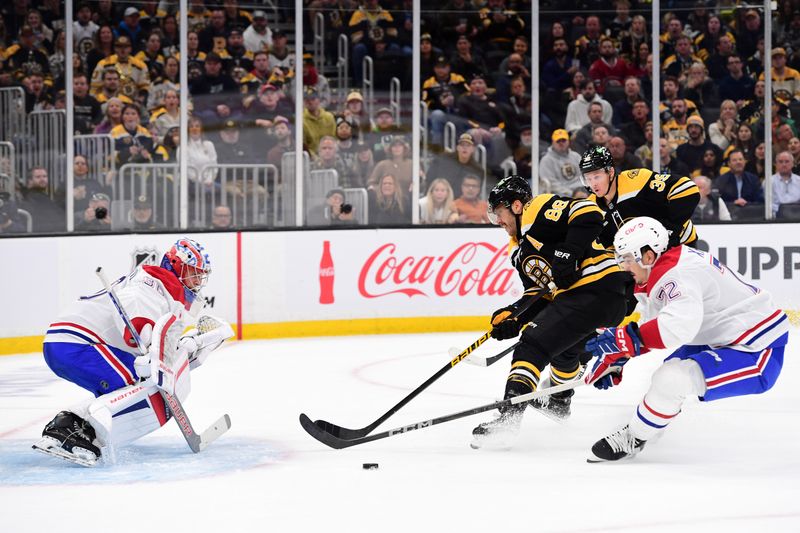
[150, 312, 191, 400]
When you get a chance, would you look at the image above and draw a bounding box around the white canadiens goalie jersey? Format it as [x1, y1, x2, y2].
[634, 246, 789, 353]
[44, 265, 192, 353]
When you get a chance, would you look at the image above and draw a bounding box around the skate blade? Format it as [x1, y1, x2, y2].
[470, 430, 517, 450]
[32, 437, 98, 467]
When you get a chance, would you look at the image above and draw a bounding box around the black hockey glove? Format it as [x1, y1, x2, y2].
[551, 242, 583, 289]
[490, 305, 522, 340]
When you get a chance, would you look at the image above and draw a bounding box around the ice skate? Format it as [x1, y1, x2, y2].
[587, 425, 646, 463]
[470, 405, 524, 449]
[32, 411, 101, 467]
[529, 389, 573, 422]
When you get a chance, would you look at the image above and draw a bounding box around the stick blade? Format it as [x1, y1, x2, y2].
[312, 418, 369, 440]
[299, 413, 354, 450]
[197, 414, 232, 452]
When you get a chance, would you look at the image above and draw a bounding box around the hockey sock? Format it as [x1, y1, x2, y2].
[505, 360, 541, 404]
[629, 358, 706, 441]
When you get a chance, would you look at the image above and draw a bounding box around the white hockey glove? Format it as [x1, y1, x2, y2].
[179, 315, 234, 370]
[132, 323, 154, 380]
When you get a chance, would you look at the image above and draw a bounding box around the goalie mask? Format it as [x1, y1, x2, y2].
[161, 238, 211, 293]
[613, 217, 669, 267]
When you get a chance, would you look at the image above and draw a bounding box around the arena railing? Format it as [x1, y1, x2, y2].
[74, 134, 115, 188]
[362, 56, 374, 122]
[390, 77, 402, 127]
[27, 110, 66, 198]
[0, 87, 25, 145]
[197, 163, 278, 228]
[337, 34, 350, 100]
[116, 163, 180, 229]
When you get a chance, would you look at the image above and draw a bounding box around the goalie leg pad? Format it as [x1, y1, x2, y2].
[84, 381, 171, 447]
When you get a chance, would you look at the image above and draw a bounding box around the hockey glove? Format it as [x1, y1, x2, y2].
[584, 324, 643, 390]
[490, 306, 522, 340]
[551, 242, 583, 290]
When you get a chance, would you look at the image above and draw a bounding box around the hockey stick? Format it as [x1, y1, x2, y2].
[300, 368, 595, 450]
[453, 341, 517, 367]
[310, 284, 554, 440]
[96, 267, 231, 453]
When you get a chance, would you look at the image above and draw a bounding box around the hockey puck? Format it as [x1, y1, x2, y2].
[362, 463, 379, 470]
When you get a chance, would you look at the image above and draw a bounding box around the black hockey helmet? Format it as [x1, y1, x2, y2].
[579, 145, 614, 174]
[488, 174, 532, 211]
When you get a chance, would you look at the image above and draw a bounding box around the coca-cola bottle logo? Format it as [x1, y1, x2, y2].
[358, 242, 516, 298]
[319, 240, 334, 304]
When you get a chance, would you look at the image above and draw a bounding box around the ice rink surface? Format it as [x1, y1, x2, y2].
[2, 330, 799, 533]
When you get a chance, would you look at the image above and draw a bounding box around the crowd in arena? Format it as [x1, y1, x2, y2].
[2, 0, 800, 234]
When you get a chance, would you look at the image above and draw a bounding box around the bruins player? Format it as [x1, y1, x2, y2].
[580, 146, 700, 249]
[472, 175, 629, 448]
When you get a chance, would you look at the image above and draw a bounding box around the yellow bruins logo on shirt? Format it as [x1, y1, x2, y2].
[521, 255, 552, 287]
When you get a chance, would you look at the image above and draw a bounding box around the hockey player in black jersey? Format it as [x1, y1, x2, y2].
[471, 175, 629, 449]
[580, 146, 700, 249]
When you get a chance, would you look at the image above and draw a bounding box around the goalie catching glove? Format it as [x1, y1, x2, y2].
[584, 323, 645, 390]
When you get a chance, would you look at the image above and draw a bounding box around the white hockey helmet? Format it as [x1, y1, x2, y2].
[613, 216, 669, 266]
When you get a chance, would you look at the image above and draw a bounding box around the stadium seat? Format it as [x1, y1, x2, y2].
[777, 202, 800, 220]
[730, 203, 766, 221]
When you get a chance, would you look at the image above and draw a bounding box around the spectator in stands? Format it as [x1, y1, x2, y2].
[628, 39, 651, 79]
[266, 116, 294, 168]
[368, 173, 409, 225]
[19, 70, 50, 113]
[209, 204, 234, 229]
[76, 192, 111, 232]
[659, 16, 684, 59]
[634, 121, 654, 167]
[131, 195, 163, 231]
[243, 10, 271, 53]
[0, 196, 25, 234]
[160, 15, 179, 55]
[737, 9, 763, 61]
[240, 51, 271, 104]
[292, 53, 331, 109]
[48, 30, 67, 82]
[770, 117, 798, 156]
[501, 75, 534, 140]
[19, 166, 64, 233]
[215, 119, 258, 165]
[419, 178, 459, 225]
[135, 31, 165, 76]
[620, 14, 648, 63]
[723, 123, 757, 165]
[453, 173, 490, 224]
[663, 35, 701, 82]
[450, 34, 488, 82]
[609, 135, 642, 173]
[760, 47, 800, 102]
[705, 33, 735, 81]
[426, 132, 483, 193]
[179, 116, 218, 188]
[343, 91, 371, 142]
[718, 54, 755, 105]
[751, 142, 767, 181]
[477, 0, 525, 53]
[251, 83, 293, 129]
[6, 25, 51, 82]
[369, 135, 413, 193]
[113, 104, 154, 165]
[458, 74, 508, 166]
[423, 55, 469, 146]
[369, 107, 401, 161]
[93, 96, 124, 134]
[224, 27, 254, 74]
[268, 29, 294, 75]
[572, 102, 616, 154]
[542, 37, 577, 98]
[335, 116, 359, 179]
[658, 137, 691, 177]
[608, 0, 633, 41]
[495, 52, 530, 104]
[222, 0, 254, 29]
[789, 137, 800, 173]
[198, 9, 228, 54]
[419, 33, 441, 83]
[68, 154, 111, 214]
[708, 100, 738, 151]
[303, 88, 336, 156]
[189, 52, 239, 127]
[94, 67, 132, 106]
[91, 36, 150, 107]
[620, 99, 650, 151]
[74, 3, 99, 55]
[771, 150, 800, 216]
[676, 115, 722, 174]
[682, 62, 716, 110]
[184, 31, 206, 66]
[312, 134, 353, 184]
[691, 175, 731, 223]
[150, 89, 179, 141]
[348, 0, 399, 85]
[658, 76, 683, 122]
[542, 21, 567, 63]
[717, 149, 764, 208]
[694, 148, 729, 181]
[693, 15, 734, 63]
[309, 188, 357, 226]
[574, 15, 603, 66]
[589, 36, 630, 96]
[738, 79, 765, 127]
[147, 56, 179, 113]
[539, 129, 582, 196]
[565, 79, 612, 134]
[351, 143, 376, 190]
[155, 126, 179, 163]
[612, 76, 643, 127]
[116, 7, 144, 51]
[86, 25, 114, 79]
[93, 0, 116, 28]
[662, 98, 692, 151]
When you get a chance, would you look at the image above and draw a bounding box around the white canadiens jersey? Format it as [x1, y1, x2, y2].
[44, 266, 189, 353]
[635, 246, 789, 353]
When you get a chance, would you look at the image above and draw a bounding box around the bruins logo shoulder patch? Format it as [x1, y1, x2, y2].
[521, 255, 553, 287]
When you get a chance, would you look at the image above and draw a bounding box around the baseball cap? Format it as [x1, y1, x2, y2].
[205, 52, 222, 63]
[259, 83, 279, 96]
[124, 7, 139, 17]
[223, 120, 237, 130]
[273, 115, 291, 127]
[745, 9, 759, 19]
[772, 47, 787, 57]
[304, 87, 320, 99]
[336, 115, 356, 128]
[303, 52, 314, 63]
[375, 106, 393, 116]
[326, 188, 345, 199]
[272, 29, 286, 38]
[115, 35, 132, 47]
[551, 129, 569, 142]
[421, 33, 432, 42]
[458, 132, 475, 145]
[686, 115, 704, 128]
[229, 26, 243, 36]
[253, 10, 267, 19]
[346, 91, 363, 102]
[134, 195, 151, 209]
[92, 192, 111, 203]
[390, 135, 407, 146]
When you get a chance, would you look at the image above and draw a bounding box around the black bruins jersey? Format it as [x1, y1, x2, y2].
[588, 168, 700, 249]
[509, 194, 625, 299]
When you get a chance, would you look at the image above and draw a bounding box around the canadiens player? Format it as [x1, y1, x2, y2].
[471, 175, 629, 448]
[584, 217, 789, 462]
[33, 238, 234, 466]
[580, 146, 700, 249]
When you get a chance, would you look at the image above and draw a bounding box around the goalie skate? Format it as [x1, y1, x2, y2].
[32, 411, 101, 467]
[32, 436, 99, 467]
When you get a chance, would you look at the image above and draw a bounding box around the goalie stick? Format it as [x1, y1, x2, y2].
[310, 284, 554, 440]
[300, 366, 601, 450]
[96, 267, 230, 453]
